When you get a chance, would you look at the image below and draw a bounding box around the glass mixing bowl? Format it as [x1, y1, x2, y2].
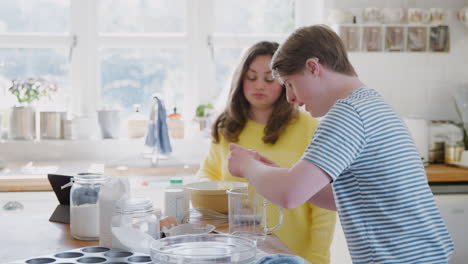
[150, 234, 257, 263]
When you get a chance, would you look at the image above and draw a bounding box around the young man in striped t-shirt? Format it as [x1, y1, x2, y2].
[227, 25, 454, 264]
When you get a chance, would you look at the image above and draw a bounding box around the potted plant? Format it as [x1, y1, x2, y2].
[8, 78, 57, 140]
[195, 103, 214, 131]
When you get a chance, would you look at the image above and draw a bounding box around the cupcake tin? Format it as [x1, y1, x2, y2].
[9, 246, 152, 264]
[9, 246, 270, 264]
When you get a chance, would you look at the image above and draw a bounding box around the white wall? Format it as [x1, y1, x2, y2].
[327, 0, 468, 121]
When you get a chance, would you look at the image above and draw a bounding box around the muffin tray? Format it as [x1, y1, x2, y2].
[9, 246, 152, 264]
[9, 246, 270, 264]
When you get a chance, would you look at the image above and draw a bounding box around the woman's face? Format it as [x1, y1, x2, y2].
[242, 55, 283, 112]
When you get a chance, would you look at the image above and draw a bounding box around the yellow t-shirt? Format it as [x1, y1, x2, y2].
[197, 111, 336, 264]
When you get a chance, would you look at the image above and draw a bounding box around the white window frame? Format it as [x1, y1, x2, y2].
[0, 0, 325, 121]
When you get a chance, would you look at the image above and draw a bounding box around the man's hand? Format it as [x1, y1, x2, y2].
[228, 144, 280, 178]
[228, 143, 256, 178]
[255, 153, 280, 167]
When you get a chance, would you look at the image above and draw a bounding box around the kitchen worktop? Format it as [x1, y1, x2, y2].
[0, 191, 293, 263]
[0, 161, 200, 192]
[1, 163, 468, 192]
[425, 164, 468, 183]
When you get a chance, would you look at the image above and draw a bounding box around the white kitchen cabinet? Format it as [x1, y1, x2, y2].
[432, 184, 468, 264]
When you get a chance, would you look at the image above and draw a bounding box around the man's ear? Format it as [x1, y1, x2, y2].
[305, 58, 320, 77]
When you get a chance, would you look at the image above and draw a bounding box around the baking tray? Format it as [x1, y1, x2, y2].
[10, 245, 270, 264]
[9, 246, 151, 264]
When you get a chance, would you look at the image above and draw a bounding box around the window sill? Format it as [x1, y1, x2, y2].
[0, 134, 211, 167]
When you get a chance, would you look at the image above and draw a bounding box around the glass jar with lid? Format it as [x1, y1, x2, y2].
[69, 173, 107, 240]
[111, 198, 160, 250]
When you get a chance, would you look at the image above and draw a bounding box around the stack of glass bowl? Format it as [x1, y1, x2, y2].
[150, 234, 257, 263]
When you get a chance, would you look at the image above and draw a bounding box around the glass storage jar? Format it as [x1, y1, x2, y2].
[111, 198, 160, 251]
[69, 173, 107, 240]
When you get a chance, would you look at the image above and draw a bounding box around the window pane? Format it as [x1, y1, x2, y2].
[214, 0, 294, 34]
[0, 48, 70, 109]
[213, 48, 243, 102]
[98, 0, 186, 33]
[100, 49, 185, 114]
[0, 1, 69, 33]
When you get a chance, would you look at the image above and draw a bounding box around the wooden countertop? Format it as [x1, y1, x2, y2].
[425, 164, 468, 183]
[0, 164, 200, 192]
[0, 191, 292, 263]
[2, 164, 468, 193]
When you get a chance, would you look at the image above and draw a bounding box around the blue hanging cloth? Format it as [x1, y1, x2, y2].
[145, 97, 172, 154]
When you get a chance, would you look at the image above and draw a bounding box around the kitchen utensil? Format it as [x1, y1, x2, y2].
[227, 188, 283, 242]
[162, 223, 215, 237]
[429, 141, 445, 164]
[97, 109, 121, 139]
[189, 207, 229, 227]
[445, 142, 464, 164]
[111, 197, 160, 253]
[10, 244, 268, 264]
[150, 234, 257, 264]
[185, 181, 248, 214]
[40, 111, 66, 139]
[165, 178, 190, 224]
[69, 174, 107, 241]
[9, 246, 152, 264]
[111, 226, 154, 254]
[127, 104, 147, 138]
[99, 176, 130, 247]
[9, 106, 35, 140]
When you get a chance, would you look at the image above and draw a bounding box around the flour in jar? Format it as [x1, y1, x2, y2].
[70, 204, 99, 239]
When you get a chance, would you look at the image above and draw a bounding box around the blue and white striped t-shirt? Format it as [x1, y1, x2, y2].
[303, 87, 454, 264]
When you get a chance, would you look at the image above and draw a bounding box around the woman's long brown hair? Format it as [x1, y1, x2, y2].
[211, 41, 298, 144]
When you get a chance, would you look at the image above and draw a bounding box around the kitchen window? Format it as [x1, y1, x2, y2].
[0, 48, 70, 110]
[213, 0, 295, 34]
[98, 0, 186, 33]
[0, 0, 321, 128]
[0, 0, 71, 111]
[211, 0, 295, 105]
[100, 48, 185, 114]
[0, 1, 70, 33]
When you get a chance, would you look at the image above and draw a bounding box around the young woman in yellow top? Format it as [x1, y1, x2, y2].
[196, 41, 336, 264]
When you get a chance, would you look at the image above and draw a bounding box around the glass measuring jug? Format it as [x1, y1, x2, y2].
[227, 187, 283, 242]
